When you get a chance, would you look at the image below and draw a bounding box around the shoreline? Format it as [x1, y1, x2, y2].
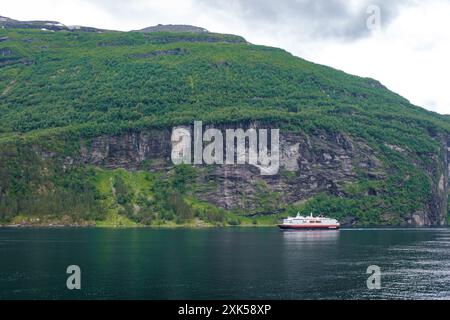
[0, 223, 448, 229]
[2, 215, 448, 229]
[0, 224, 277, 229]
[0, 220, 278, 229]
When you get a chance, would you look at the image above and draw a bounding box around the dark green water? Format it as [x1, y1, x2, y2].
[0, 227, 449, 300]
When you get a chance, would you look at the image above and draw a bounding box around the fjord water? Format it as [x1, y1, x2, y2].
[0, 228, 449, 300]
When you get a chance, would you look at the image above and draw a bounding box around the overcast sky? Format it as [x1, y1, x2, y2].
[2, 0, 450, 114]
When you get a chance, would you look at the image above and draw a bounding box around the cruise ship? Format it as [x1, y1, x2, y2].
[278, 213, 340, 230]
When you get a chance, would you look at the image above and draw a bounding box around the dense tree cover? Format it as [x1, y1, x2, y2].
[0, 28, 449, 225]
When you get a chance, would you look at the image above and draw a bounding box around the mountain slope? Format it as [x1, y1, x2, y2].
[136, 24, 209, 33]
[0, 15, 104, 32]
[0, 21, 449, 226]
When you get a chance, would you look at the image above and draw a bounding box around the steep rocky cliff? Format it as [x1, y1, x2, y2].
[59, 125, 447, 226]
[1, 19, 449, 226]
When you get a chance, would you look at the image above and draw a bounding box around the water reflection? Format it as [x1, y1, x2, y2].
[1, 228, 450, 299]
[281, 230, 340, 243]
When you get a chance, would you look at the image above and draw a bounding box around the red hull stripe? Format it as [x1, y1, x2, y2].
[278, 224, 340, 230]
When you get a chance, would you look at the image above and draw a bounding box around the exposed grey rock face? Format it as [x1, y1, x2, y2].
[62, 125, 448, 226]
[195, 130, 377, 212]
[403, 135, 450, 227]
[72, 129, 369, 211]
[0, 47, 13, 56]
[33, 123, 447, 226]
[430, 136, 450, 225]
[79, 130, 171, 170]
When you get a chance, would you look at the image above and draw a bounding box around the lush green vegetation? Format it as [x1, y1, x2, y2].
[0, 28, 449, 226]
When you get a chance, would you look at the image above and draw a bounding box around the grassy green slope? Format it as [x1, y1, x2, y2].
[0, 28, 449, 226]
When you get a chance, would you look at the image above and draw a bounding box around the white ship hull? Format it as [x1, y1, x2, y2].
[278, 224, 340, 230]
[278, 213, 340, 231]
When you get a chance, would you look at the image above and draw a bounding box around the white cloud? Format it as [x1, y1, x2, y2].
[300, 0, 450, 114]
[1, 0, 449, 114]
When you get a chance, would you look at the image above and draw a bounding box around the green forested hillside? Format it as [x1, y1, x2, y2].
[0, 27, 449, 226]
